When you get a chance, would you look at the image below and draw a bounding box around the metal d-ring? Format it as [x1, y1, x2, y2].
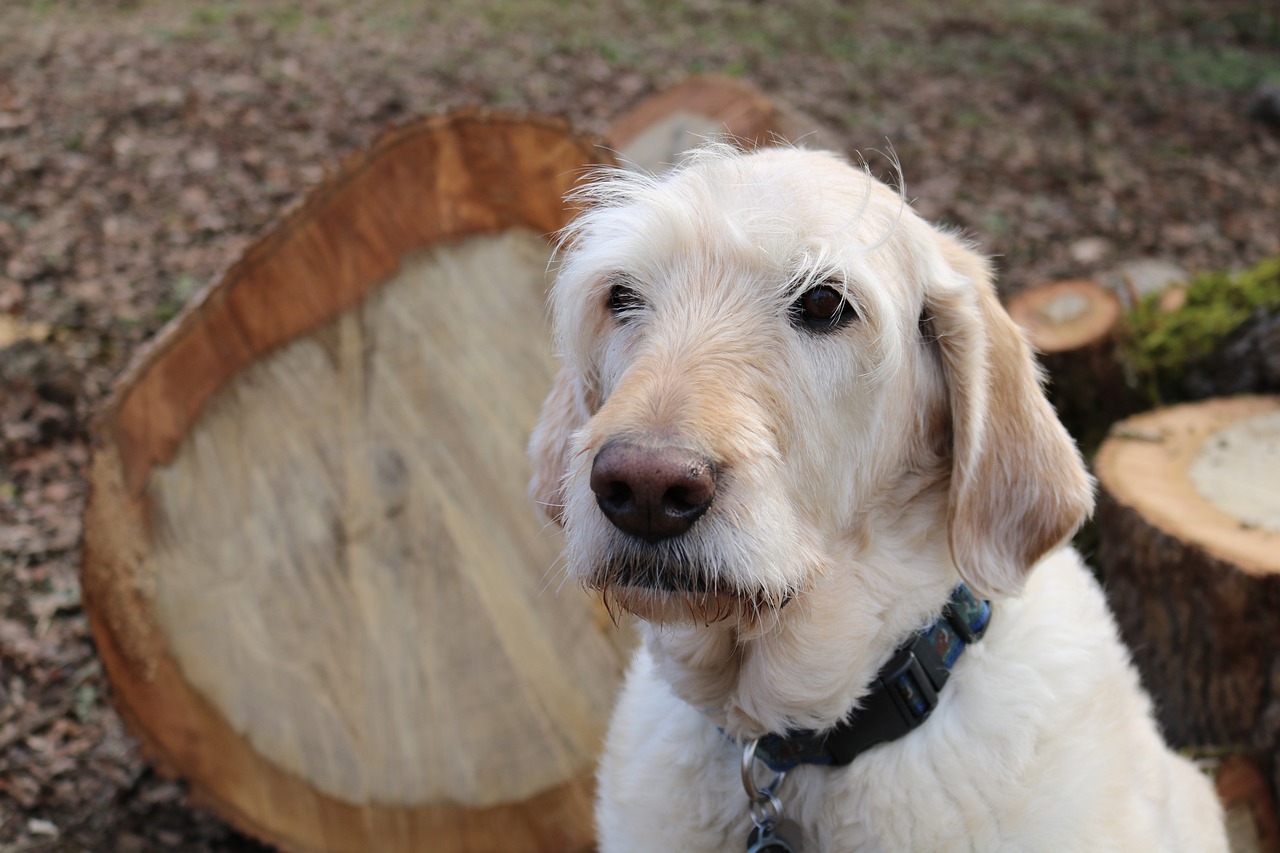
[741, 739, 787, 824]
[748, 791, 784, 830]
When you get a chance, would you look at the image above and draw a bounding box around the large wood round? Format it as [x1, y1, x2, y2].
[1094, 396, 1280, 758]
[81, 113, 630, 853]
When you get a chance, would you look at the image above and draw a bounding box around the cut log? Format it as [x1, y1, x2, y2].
[1006, 278, 1127, 449]
[1094, 396, 1280, 801]
[81, 112, 631, 853]
[606, 74, 834, 173]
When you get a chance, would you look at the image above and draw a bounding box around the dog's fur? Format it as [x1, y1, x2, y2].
[529, 145, 1228, 851]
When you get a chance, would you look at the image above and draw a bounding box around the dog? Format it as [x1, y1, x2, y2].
[529, 144, 1228, 852]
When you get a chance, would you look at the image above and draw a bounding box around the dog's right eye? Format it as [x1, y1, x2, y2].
[607, 281, 645, 322]
[790, 282, 857, 332]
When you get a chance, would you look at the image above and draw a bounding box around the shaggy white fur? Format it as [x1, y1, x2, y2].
[529, 144, 1228, 851]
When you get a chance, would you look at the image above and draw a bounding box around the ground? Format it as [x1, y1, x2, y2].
[1, 0, 1278, 850]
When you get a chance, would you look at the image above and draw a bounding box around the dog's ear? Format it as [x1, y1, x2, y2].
[528, 361, 591, 526]
[925, 236, 1094, 598]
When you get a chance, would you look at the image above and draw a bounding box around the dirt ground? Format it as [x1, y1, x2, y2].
[1, 0, 1278, 850]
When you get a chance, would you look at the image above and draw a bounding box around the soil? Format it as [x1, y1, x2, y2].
[1, 0, 1278, 849]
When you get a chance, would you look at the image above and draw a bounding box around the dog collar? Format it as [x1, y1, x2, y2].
[752, 584, 991, 773]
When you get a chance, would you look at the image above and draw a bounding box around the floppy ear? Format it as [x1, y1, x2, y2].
[926, 236, 1094, 598]
[528, 361, 591, 526]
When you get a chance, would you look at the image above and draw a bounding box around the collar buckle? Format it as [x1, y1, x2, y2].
[881, 647, 940, 728]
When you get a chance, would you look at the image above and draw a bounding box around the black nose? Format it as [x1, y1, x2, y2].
[589, 440, 717, 541]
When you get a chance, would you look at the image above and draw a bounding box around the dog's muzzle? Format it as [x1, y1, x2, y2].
[584, 440, 788, 620]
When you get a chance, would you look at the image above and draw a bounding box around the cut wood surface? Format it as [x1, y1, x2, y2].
[1094, 397, 1280, 779]
[82, 112, 630, 853]
[1007, 278, 1121, 355]
[1006, 278, 1128, 447]
[606, 74, 834, 173]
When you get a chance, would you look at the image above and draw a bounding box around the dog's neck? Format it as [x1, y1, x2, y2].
[643, 493, 961, 741]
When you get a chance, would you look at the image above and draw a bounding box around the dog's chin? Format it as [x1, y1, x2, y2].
[586, 567, 791, 628]
[569, 522, 804, 628]
[594, 583, 748, 625]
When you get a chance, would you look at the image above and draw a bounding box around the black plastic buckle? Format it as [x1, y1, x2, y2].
[880, 649, 939, 728]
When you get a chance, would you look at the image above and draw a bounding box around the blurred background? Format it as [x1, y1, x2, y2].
[1, 0, 1277, 849]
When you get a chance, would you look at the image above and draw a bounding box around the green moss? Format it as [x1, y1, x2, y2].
[1125, 256, 1280, 403]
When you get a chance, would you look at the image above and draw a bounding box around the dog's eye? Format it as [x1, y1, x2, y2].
[607, 281, 645, 322]
[791, 283, 856, 332]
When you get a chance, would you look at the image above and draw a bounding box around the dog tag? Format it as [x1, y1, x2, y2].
[746, 819, 801, 853]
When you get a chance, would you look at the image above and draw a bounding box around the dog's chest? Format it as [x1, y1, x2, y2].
[601, 653, 893, 852]
[601, 649, 1002, 853]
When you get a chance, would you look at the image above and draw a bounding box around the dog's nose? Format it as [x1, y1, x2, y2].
[590, 440, 717, 541]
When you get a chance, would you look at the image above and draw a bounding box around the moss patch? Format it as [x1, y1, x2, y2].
[1125, 256, 1280, 404]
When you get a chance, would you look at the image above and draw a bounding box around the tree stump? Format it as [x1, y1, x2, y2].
[81, 113, 631, 853]
[1006, 278, 1127, 449]
[1094, 396, 1280, 799]
[606, 75, 833, 173]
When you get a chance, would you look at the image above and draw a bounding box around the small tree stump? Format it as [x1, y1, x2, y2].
[82, 113, 630, 853]
[607, 75, 832, 173]
[1006, 278, 1127, 448]
[1094, 396, 1280, 799]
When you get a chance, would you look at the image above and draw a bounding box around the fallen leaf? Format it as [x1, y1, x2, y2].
[0, 316, 52, 348]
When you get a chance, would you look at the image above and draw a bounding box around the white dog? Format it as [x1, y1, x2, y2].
[529, 145, 1227, 852]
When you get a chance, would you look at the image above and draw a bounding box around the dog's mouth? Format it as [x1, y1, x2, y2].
[592, 556, 716, 594]
[586, 557, 793, 625]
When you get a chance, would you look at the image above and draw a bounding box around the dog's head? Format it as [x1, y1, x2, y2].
[530, 145, 1092, 629]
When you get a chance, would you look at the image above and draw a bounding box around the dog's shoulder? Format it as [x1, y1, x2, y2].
[828, 548, 1226, 851]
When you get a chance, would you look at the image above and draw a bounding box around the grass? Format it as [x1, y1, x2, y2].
[18, 0, 1268, 106]
[1147, 41, 1280, 91]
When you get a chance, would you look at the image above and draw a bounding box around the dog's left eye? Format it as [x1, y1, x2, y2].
[791, 283, 856, 332]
